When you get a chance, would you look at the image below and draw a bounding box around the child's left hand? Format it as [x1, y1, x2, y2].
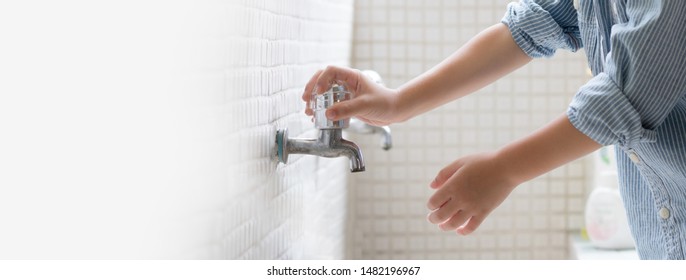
[426, 151, 519, 235]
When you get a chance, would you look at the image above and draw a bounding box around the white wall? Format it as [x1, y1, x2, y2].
[349, 0, 592, 259]
[0, 0, 354, 259]
[226, 0, 355, 259]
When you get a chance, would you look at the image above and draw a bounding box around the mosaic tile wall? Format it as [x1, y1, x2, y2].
[348, 0, 592, 259]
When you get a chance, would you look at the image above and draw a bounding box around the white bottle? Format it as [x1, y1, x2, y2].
[584, 170, 635, 249]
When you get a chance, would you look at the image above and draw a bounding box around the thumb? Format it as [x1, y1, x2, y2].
[430, 158, 466, 189]
[325, 97, 368, 121]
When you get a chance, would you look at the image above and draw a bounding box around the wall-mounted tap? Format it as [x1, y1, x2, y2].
[347, 118, 392, 150]
[275, 70, 393, 172]
[276, 85, 365, 172]
[276, 128, 365, 172]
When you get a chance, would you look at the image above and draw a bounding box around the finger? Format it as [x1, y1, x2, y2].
[430, 158, 466, 189]
[302, 69, 324, 102]
[456, 215, 485, 235]
[427, 198, 459, 224]
[426, 189, 451, 211]
[325, 96, 368, 121]
[313, 65, 362, 95]
[438, 210, 470, 231]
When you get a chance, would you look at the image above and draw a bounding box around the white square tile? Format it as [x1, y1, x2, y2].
[389, 26, 407, 42]
[389, 43, 406, 59]
[389, 9, 405, 24]
[409, 236, 425, 250]
[406, 9, 423, 24]
[372, 43, 388, 58]
[391, 236, 407, 250]
[407, 43, 423, 59]
[425, 28, 441, 42]
[390, 166, 408, 180]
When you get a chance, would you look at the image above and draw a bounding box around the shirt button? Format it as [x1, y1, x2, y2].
[629, 151, 640, 164]
[659, 207, 670, 220]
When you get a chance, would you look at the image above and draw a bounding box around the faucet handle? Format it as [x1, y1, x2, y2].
[312, 84, 351, 129]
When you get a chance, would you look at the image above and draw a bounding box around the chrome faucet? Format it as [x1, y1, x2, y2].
[274, 70, 393, 172]
[347, 118, 392, 151]
[276, 84, 365, 172]
[276, 128, 365, 172]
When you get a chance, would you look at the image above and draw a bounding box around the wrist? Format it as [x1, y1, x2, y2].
[393, 86, 417, 122]
[491, 115, 601, 187]
[492, 147, 528, 188]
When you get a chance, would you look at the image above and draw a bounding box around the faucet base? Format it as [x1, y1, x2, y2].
[275, 128, 289, 164]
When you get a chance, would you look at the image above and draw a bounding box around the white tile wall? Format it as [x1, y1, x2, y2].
[349, 0, 592, 259]
[226, 0, 354, 259]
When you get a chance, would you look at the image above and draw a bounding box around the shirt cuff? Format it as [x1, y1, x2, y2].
[567, 73, 656, 147]
[501, 1, 580, 58]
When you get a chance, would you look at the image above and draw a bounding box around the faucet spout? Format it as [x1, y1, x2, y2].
[338, 137, 365, 172]
[377, 125, 392, 151]
[276, 128, 365, 172]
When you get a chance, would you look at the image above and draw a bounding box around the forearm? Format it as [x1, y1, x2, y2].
[496, 114, 602, 185]
[395, 23, 532, 121]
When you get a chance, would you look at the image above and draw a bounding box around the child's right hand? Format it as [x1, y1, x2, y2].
[302, 66, 403, 126]
[426, 152, 519, 235]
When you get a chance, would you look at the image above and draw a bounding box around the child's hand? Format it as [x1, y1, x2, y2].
[302, 66, 403, 126]
[426, 152, 519, 235]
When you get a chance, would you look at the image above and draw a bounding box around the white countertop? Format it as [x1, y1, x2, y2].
[569, 234, 639, 260]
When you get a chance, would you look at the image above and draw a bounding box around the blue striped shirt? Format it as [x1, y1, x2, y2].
[502, 0, 686, 259]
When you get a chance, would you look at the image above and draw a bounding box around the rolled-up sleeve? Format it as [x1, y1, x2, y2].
[567, 1, 686, 147]
[502, 0, 582, 58]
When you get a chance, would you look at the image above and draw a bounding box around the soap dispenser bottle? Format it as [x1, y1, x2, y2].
[585, 156, 635, 249]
